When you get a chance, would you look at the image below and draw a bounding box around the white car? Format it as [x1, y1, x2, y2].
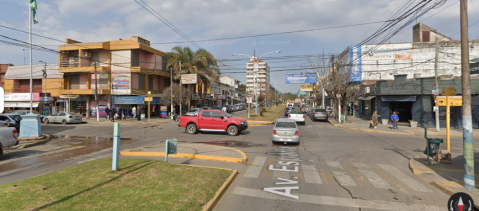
[0, 127, 19, 156]
[288, 110, 306, 125]
[43, 112, 83, 124]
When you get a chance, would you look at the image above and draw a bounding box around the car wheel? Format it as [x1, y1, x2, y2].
[227, 125, 239, 136]
[44, 118, 49, 124]
[0, 143, 3, 155]
[186, 123, 197, 134]
[62, 119, 67, 125]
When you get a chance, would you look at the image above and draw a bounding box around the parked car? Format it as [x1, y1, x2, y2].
[0, 127, 18, 156]
[0, 114, 22, 128]
[239, 103, 244, 109]
[178, 110, 248, 136]
[43, 112, 82, 124]
[12, 110, 45, 122]
[202, 107, 212, 110]
[222, 105, 233, 113]
[288, 110, 305, 125]
[230, 105, 237, 112]
[311, 108, 328, 121]
[234, 104, 242, 111]
[186, 108, 202, 116]
[212, 106, 222, 110]
[272, 118, 300, 144]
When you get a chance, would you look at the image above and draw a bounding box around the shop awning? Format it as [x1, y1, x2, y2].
[381, 96, 416, 102]
[4, 102, 39, 108]
[364, 96, 376, 101]
[357, 96, 364, 100]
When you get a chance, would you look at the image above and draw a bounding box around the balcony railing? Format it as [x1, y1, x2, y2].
[14, 87, 43, 93]
[60, 58, 79, 68]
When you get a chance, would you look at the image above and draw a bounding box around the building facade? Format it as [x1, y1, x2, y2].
[219, 76, 240, 105]
[245, 58, 270, 96]
[57, 36, 172, 117]
[0, 64, 13, 89]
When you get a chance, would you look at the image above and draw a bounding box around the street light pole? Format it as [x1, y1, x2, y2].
[94, 61, 99, 122]
[39, 61, 47, 114]
[170, 67, 173, 120]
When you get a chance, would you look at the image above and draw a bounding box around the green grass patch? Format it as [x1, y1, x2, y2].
[0, 158, 232, 211]
[240, 105, 286, 122]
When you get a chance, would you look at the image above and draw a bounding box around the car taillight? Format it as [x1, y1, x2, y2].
[313, 112, 316, 115]
[288, 115, 291, 118]
[303, 115, 305, 118]
[12, 129, 17, 137]
[273, 130, 277, 134]
[294, 131, 299, 135]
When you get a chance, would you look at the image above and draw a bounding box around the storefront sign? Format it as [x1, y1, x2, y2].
[181, 74, 197, 84]
[192, 93, 199, 100]
[349, 45, 362, 82]
[111, 73, 130, 90]
[91, 100, 108, 117]
[300, 84, 313, 92]
[382, 82, 420, 90]
[4, 93, 40, 101]
[160, 106, 167, 118]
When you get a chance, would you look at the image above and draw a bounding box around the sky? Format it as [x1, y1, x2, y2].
[1, 0, 479, 93]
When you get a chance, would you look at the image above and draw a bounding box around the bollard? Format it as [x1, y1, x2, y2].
[165, 138, 178, 163]
[112, 122, 120, 171]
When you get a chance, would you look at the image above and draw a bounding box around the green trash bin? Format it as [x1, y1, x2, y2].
[424, 128, 443, 164]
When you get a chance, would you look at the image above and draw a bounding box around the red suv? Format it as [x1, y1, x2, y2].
[178, 110, 248, 136]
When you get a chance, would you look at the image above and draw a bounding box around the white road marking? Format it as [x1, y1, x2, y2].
[302, 165, 323, 184]
[243, 156, 267, 178]
[233, 187, 443, 211]
[378, 164, 431, 192]
[352, 163, 392, 189]
[332, 171, 356, 186]
[326, 161, 344, 169]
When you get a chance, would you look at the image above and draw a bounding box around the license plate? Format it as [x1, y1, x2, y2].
[279, 138, 292, 141]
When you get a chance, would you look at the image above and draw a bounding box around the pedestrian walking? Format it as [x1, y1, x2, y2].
[132, 106, 137, 120]
[105, 106, 110, 120]
[370, 111, 378, 129]
[137, 106, 142, 121]
[122, 108, 127, 121]
[391, 111, 399, 130]
[152, 105, 156, 117]
[110, 107, 117, 122]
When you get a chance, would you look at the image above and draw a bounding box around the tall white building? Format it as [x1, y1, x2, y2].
[245, 57, 270, 96]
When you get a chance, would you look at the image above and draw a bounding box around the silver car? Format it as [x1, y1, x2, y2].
[272, 118, 300, 144]
[43, 112, 82, 124]
[185, 108, 202, 116]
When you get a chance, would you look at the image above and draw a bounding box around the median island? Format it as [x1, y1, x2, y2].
[239, 105, 286, 122]
[0, 158, 232, 211]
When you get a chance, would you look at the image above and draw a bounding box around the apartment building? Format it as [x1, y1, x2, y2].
[57, 36, 172, 117]
[245, 57, 269, 96]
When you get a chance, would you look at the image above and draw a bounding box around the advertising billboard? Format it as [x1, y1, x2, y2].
[111, 73, 130, 89]
[300, 84, 313, 92]
[181, 74, 198, 84]
[285, 74, 317, 84]
[349, 45, 362, 82]
[90, 100, 108, 117]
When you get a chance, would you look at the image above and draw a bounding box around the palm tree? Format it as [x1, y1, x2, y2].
[167, 46, 220, 109]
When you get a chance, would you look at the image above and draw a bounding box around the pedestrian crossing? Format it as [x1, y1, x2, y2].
[243, 156, 431, 193]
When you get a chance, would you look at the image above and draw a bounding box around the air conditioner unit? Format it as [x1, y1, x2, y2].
[84, 52, 92, 57]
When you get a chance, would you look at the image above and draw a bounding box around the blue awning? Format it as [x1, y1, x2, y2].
[112, 96, 162, 105]
[381, 96, 416, 102]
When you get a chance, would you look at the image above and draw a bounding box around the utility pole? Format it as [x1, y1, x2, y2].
[434, 38, 440, 132]
[460, 0, 475, 190]
[94, 61, 99, 122]
[179, 61, 182, 116]
[170, 67, 174, 120]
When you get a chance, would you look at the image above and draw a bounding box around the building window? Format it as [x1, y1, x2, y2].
[138, 74, 145, 90]
[148, 75, 154, 90]
[422, 31, 430, 42]
[70, 74, 80, 89]
[132, 50, 140, 67]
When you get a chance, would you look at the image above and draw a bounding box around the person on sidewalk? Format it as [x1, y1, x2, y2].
[137, 106, 142, 121]
[370, 111, 378, 129]
[132, 106, 137, 120]
[152, 105, 156, 117]
[391, 111, 399, 130]
[110, 107, 116, 122]
[105, 106, 110, 120]
[122, 108, 127, 121]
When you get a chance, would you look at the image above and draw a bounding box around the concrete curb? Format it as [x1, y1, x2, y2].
[203, 169, 238, 211]
[17, 135, 48, 141]
[408, 156, 479, 209]
[120, 151, 245, 163]
[16, 135, 52, 149]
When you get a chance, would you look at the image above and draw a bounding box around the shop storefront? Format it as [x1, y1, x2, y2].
[372, 75, 479, 128]
[4, 93, 41, 113]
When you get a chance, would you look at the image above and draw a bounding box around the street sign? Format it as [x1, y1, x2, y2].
[441, 87, 455, 96]
[436, 96, 462, 106]
[432, 89, 439, 95]
[336, 94, 341, 98]
[246, 96, 253, 103]
[144, 97, 153, 102]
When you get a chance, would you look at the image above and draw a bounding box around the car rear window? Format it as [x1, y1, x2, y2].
[276, 122, 296, 128]
[315, 109, 326, 112]
[290, 110, 302, 114]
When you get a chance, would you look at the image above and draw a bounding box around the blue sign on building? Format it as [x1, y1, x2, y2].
[349, 45, 362, 82]
[286, 74, 317, 84]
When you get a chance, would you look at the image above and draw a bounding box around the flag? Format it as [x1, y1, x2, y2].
[30, 0, 38, 24]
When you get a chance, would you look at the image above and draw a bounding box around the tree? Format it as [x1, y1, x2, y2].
[160, 83, 190, 106]
[238, 84, 247, 95]
[167, 46, 220, 109]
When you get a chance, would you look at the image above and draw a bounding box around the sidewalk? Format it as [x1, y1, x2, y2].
[329, 115, 479, 138]
[120, 143, 247, 164]
[82, 117, 175, 125]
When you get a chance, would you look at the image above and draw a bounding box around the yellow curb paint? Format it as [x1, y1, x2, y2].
[219, 146, 248, 163]
[203, 169, 238, 211]
[120, 151, 244, 163]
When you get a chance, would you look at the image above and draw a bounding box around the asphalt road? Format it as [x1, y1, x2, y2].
[0, 108, 454, 210]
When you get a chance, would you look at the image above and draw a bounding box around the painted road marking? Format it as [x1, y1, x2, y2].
[352, 163, 392, 189]
[326, 161, 344, 169]
[302, 165, 323, 184]
[233, 187, 443, 210]
[243, 156, 267, 178]
[378, 164, 431, 192]
[332, 171, 356, 186]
